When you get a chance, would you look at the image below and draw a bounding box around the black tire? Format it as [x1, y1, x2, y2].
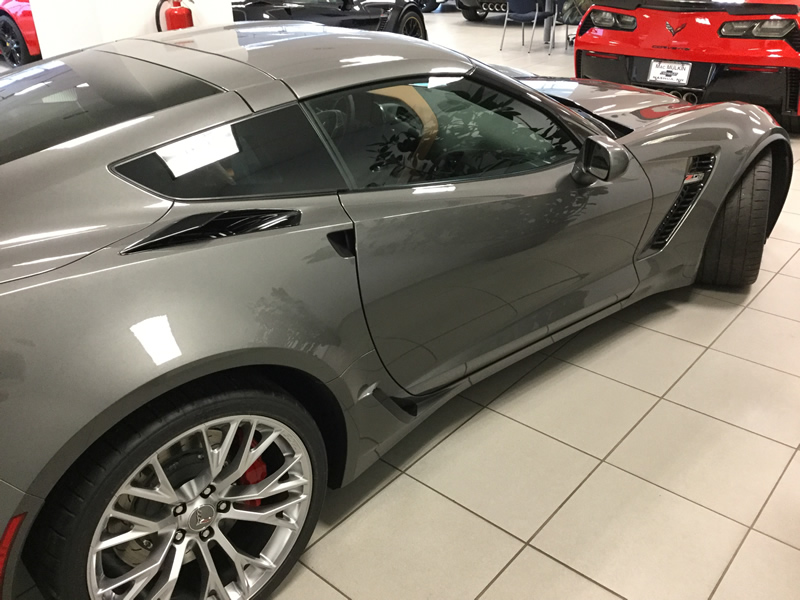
[398, 10, 428, 39]
[778, 114, 800, 134]
[155, 0, 170, 32]
[421, 0, 439, 12]
[696, 150, 772, 287]
[0, 15, 32, 67]
[461, 6, 488, 20]
[26, 378, 328, 600]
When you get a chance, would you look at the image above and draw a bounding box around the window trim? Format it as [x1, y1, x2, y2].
[302, 73, 584, 193]
[110, 101, 348, 202]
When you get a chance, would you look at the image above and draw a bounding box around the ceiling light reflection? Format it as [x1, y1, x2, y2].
[130, 315, 182, 366]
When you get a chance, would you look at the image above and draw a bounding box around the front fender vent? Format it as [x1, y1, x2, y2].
[649, 154, 716, 250]
[122, 209, 300, 254]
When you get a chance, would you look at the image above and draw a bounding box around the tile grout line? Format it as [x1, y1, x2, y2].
[297, 558, 356, 600]
[660, 397, 798, 450]
[547, 353, 673, 398]
[472, 544, 528, 600]
[608, 309, 743, 348]
[707, 447, 799, 599]
[520, 308, 746, 597]
[303, 273, 794, 598]
[529, 547, 628, 600]
[302, 357, 548, 555]
[400, 468, 529, 543]
[745, 304, 800, 325]
[711, 347, 800, 381]
[303, 462, 404, 552]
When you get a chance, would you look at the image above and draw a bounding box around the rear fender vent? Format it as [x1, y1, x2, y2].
[649, 154, 716, 250]
[122, 209, 301, 254]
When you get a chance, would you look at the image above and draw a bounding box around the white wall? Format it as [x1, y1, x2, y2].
[29, 0, 234, 58]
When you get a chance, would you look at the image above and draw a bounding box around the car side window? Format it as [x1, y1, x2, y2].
[115, 104, 345, 199]
[305, 76, 579, 190]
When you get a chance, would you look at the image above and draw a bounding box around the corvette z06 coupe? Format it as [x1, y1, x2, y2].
[231, 0, 427, 38]
[0, 22, 791, 600]
[574, 0, 800, 131]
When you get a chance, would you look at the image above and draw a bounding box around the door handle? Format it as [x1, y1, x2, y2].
[327, 228, 356, 258]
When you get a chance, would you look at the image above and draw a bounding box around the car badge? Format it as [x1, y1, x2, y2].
[188, 505, 215, 531]
[666, 22, 686, 36]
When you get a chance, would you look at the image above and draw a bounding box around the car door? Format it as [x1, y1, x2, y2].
[306, 75, 652, 395]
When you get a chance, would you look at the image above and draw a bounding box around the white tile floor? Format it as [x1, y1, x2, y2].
[10, 8, 800, 600]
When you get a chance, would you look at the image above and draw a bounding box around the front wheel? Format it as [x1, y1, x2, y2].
[461, 6, 488, 21]
[27, 381, 327, 600]
[697, 150, 772, 287]
[398, 11, 427, 39]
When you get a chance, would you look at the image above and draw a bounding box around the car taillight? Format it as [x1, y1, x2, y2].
[719, 18, 796, 38]
[589, 10, 637, 31]
[0, 514, 25, 600]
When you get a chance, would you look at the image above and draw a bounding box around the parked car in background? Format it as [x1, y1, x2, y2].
[3, 0, 427, 70]
[0, 0, 38, 66]
[231, 0, 427, 38]
[574, 0, 800, 131]
[0, 21, 791, 600]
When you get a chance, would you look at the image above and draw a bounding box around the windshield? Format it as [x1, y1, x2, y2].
[0, 51, 219, 167]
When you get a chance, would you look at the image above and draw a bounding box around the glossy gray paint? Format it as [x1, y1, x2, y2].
[0, 22, 791, 594]
[343, 161, 652, 394]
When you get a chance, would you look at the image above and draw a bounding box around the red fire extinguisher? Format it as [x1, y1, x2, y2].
[164, 0, 194, 31]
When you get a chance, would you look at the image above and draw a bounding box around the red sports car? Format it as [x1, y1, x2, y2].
[0, 0, 38, 66]
[574, 0, 800, 131]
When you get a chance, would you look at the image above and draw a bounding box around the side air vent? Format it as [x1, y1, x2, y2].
[377, 13, 390, 31]
[649, 154, 716, 250]
[123, 209, 301, 254]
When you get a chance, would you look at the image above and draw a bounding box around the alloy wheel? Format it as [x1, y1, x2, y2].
[402, 15, 425, 38]
[0, 21, 22, 67]
[86, 415, 312, 600]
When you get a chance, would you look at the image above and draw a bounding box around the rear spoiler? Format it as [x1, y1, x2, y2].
[598, 0, 799, 14]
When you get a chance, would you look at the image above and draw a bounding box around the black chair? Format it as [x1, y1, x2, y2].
[500, 0, 556, 54]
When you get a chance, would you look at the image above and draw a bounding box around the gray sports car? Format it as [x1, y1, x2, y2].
[0, 22, 791, 600]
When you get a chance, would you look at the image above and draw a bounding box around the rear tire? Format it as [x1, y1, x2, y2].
[26, 380, 327, 600]
[461, 7, 488, 20]
[421, 0, 439, 12]
[696, 151, 772, 287]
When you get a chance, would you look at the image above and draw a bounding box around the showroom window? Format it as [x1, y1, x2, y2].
[0, 52, 218, 167]
[305, 76, 579, 190]
[115, 105, 346, 199]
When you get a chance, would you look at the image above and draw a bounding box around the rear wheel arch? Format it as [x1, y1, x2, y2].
[25, 359, 355, 508]
[765, 139, 791, 236]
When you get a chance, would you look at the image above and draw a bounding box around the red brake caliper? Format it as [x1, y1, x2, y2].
[238, 440, 268, 507]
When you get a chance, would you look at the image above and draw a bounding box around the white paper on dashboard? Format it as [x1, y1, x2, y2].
[156, 124, 240, 178]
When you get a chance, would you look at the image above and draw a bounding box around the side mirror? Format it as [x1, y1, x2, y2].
[572, 135, 630, 185]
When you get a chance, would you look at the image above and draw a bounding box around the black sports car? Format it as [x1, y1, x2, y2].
[232, 0, 427, 38]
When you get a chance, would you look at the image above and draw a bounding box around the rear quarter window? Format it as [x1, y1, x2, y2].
[115, 105, 346, 199]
